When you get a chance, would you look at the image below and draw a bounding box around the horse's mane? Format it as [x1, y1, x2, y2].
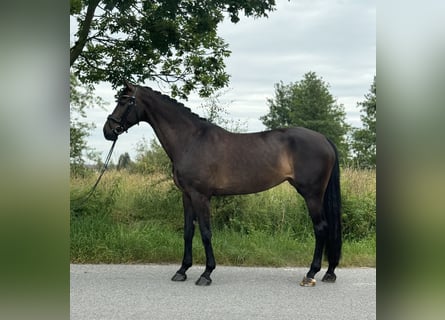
[141, 86, 209, 123]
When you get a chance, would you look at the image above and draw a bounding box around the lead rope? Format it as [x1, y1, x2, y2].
[71, 139, 117, 210]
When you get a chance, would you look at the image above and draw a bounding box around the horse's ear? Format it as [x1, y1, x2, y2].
[124, 79, 134, 89]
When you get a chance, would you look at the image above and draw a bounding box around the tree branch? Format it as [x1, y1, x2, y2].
[70, 0, 101, 66]
[79, 52, 108, 74]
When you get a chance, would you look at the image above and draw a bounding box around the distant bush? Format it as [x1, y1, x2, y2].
[340, 168, 376, 240]
[70, 168, 375, 265]
[71, 168, 375, 240]
[131, 138, 172, 176]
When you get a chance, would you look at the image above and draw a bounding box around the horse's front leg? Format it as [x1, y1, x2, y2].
[191, 192, 215, 286]
[172, 192, 195, 282]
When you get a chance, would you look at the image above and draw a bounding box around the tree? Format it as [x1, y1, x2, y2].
[351, 76, 376, 168]
[117, 152, 133, 170]
[260, 71, 350, 162]
[133, 137, 172, 176]
[199, 90, 247, 132]
[70, 0, 276, 99]
[70, 73, 104, 169]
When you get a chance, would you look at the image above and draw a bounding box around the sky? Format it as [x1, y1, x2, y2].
[73, 0, 375, 164]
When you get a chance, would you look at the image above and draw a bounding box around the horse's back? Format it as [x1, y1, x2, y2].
[247, 127, 334, 162]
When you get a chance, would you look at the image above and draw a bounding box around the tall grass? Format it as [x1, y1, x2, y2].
[70, 168, 375, 267]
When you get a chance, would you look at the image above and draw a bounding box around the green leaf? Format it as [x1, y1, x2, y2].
[70, 0, 277, 99]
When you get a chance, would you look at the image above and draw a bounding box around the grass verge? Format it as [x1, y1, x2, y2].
[71, 215, 375, 267]
[71, 169, 375, 267]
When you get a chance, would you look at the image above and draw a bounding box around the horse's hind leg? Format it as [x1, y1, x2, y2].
[172, 192, 195, 282]
[300, 193, 328, 287]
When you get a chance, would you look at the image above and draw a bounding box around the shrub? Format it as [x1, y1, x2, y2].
[71, 169, 375, 240]
[340, 168, 376, 240]
[131, 138, 172, 176]
[70, 168, 375, 265]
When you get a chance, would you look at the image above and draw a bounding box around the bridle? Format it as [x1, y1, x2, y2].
[107, 87, 138, 136]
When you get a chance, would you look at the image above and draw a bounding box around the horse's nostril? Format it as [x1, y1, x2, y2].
[114, 126, 124, 134]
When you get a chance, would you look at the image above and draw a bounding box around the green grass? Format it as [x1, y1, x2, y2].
[70, 214, 375, 267]
[70, 169, 376, 267]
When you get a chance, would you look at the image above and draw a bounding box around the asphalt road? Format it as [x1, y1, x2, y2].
[70, 264, 375, 320]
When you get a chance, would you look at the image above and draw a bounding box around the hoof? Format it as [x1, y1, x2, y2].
[171, 272, 187, 282]
[195, 276, 212, 286]
[321, 272, 337, 283]
[300, 276, 316, 287]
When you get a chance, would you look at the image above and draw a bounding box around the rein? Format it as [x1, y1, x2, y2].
[72, 86, 138, 211]
[70, 139, 117, 209]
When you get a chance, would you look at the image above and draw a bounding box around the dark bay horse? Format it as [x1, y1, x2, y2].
[103, 82, 342, 287]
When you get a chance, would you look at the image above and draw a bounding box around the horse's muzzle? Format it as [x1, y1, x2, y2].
[103, 122, 119, 141]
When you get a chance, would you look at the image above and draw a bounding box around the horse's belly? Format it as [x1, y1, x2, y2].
[213, 172, 288, 196]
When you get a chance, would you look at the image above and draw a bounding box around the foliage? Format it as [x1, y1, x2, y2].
[132, 137, 172, 176]
[260, 71, 351, 162]
[339, 167, 376, 240]
[71, 168, 375, 265]
[351, 76, 376, 168]
[70, 73, 105, 172]
[70, 0, 276, 99]
[199, 89, 248, 132]
[117, 152, 133, 170]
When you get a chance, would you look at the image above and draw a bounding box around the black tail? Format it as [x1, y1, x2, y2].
[324, 139, 342, 267]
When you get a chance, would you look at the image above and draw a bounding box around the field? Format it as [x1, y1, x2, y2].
[70, 168, 375, 267]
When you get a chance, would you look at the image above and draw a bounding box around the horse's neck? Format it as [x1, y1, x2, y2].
[142, 97, 200, 161]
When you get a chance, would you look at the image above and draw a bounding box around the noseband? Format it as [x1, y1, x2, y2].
[107, 88, 138, 136]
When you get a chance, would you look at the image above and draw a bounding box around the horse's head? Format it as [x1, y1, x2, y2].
[103, 80, 141, 141]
